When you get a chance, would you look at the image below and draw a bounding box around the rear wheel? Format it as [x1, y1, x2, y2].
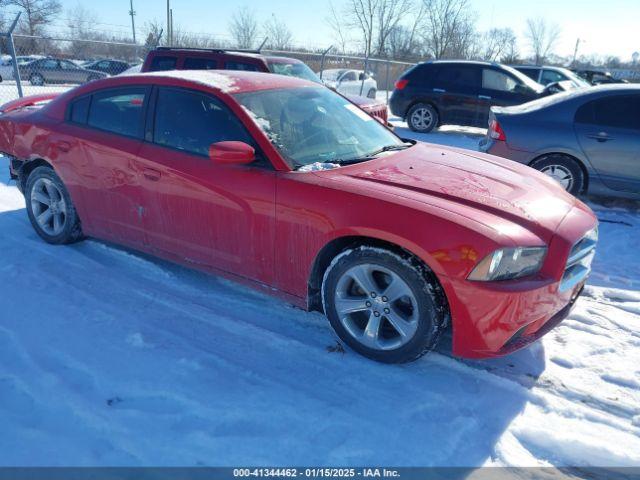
[407, 103, 438, 133]
[322, 247, 447, 363]
[29, 73, 44, 86]
[25, 166, 83, 244]
[530, 154, 585, 196]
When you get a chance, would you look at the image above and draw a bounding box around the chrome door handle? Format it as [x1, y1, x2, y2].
[433, 88, 446, 93]
[478, 95, 492, 100]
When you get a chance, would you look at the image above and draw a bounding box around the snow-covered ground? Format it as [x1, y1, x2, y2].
[1, 123, 640, 468]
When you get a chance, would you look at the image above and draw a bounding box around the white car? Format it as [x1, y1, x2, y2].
[319, 69, 378, 98]
[0, 55, 45, 82]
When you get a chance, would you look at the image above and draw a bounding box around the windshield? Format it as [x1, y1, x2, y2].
[502, 65, 545, 92]
[267, 61, 321, 84]
[235, 86, 404, 169]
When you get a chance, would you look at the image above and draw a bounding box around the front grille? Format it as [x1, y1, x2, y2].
[559, 226, 598, 292]
[362, 104, 388, 123]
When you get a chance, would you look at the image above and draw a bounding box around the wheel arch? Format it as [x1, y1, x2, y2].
[18, 157, 55, 192]
[307, 235, 449, 319]
[528, 151, 590, 193]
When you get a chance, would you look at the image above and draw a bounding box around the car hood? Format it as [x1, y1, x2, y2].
[322, 142, 577, 240]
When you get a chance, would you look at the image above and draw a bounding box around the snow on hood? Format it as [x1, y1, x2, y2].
[134, 70, 239, 93]
[297, 162, 341, 172]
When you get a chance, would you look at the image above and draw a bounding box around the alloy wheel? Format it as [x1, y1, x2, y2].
[410, 107, 433, 131]
[540, 164, 574, 191]
[30, 177, 67, 236]
[334, 263, 419, 350]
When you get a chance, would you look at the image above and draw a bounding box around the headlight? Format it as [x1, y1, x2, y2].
[468, 247, 547, 281]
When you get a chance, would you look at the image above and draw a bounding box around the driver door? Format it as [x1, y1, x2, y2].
[478, 67, 536, 126]
[135, 86, 277, 284]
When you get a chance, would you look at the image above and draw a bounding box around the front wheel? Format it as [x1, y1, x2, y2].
[30, 73, 45, 86]
[25, 166, 83, 244]
[407, 103, 438, 133]
[530, 154, 586, 196]
[322, 247, 447, 363]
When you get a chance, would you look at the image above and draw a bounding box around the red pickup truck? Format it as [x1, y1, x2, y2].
[141, 47, 389, 124]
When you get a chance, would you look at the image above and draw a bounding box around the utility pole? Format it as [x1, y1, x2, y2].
[166, 0, 171, 46]
[572, 38, 581, 66]
[129, 0, 136, 43]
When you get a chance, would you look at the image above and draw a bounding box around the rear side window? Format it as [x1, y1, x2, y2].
[436, 65, 479, 88]
[153, 87, 254, 157]
[87, 87, 147, 138]
[225, 61, 259, 71]
[541, 69, 566, 84]
[575, 95, 640, 130]
[149, 56, 177, 72]
[184, 57, 218, 70]
[518, 68, 540, 81]
[69, 95, 91, 124]
[482, 69, 518, 92]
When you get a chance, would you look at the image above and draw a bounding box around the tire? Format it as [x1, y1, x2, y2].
[530, 154, 586, 196]
[25, 166, 83, 245]
[407, 102, 438, 133]
[322, 246, 447, 363]
[367, 88, 377, 99]
[30, 73, 44, 86]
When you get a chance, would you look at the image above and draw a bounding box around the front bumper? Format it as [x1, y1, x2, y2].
[442, 206, 597, 359]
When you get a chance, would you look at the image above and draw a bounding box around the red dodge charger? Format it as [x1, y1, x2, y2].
[0, 71, 598, 363]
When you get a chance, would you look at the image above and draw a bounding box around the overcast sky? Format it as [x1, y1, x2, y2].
[11, 0, 639, 60]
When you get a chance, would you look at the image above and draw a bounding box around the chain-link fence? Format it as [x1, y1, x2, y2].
[0, 32, 415, 106]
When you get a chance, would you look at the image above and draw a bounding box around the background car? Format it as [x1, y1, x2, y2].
[18, 57, 108, 86]
[513, 65, 590, 89]
[480, 84, 640, 198]
[319, 68, 378, 98]
[575, 69, 629, 85]
[82, 59, 131, 76]
[0, 55, 45, 82]
[142, 47, 388, 124]
[389, 60, 563, 132]
[0, 71, 597, 363]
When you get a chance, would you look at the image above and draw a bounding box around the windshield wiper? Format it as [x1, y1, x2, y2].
[331, 143, 413, 165]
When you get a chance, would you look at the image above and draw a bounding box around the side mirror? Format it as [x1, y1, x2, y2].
[209, 141, 255, 165]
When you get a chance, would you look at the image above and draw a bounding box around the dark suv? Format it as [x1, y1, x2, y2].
[389, 61, 550, 132]
[141, 47, 388, 123]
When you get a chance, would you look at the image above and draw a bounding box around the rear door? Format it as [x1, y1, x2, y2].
[432, 64, 483, 127]
[60, 60, 86, 84]
[574, 94, 640, 192]
[60, 86, 151, 245]
[479, 67, 536, 126]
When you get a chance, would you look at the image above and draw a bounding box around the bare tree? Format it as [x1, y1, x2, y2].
[481, 28, 517, 62]
[421, 0, 476, 59]
[326, 0, 350, 54]
[66, 4, 99, 58]
[374, 0, 413, 56]
[144, 19, 164, 48]
[228, 6, 258, 49]
[525, 17, 560, 65]
[263, 15, 293, 50]
[2, 0, 61, 36]
[345, 0, 377, 57]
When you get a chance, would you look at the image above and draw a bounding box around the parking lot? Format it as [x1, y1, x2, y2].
[1, 116, 639, 466]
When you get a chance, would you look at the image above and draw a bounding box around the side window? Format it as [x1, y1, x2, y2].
[184, 57, 218, 70]
[541, 69, 566, 85]
[149, 56, 177, 72]
[153, 87, 254, 157]
[518, 69, 539, 81]
[69, 95, 91, 124]
[575, 95, 640, 130]
[482, 69, 518, 92]
[436, 66, 479, 89]
[87, 87, 147, 138]
[224, 61, 259, 71]
[60, 60, 77, 70]
[42, 59, 58, 69]
[97, 61, 110, 69]
[341, 71, 357, 82]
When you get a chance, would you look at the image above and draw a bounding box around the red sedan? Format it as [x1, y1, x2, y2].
[0, 71, 598, 363]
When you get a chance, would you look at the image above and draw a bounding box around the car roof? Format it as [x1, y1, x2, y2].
[426, 60, 497, 67]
